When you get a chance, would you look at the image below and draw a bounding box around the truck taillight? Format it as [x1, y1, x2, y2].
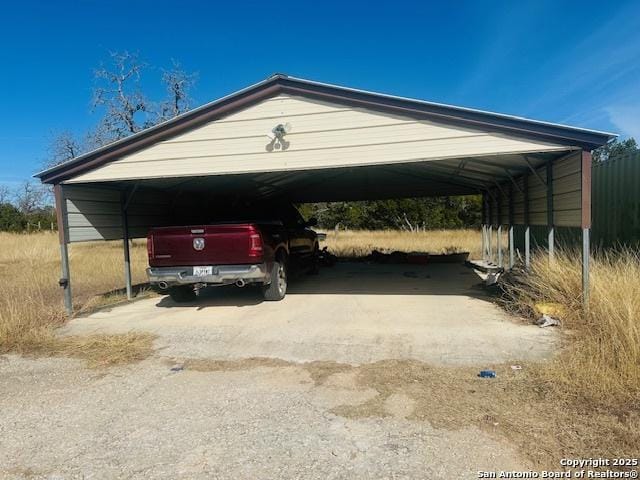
[147, 232, 154, 258]
[248, 232, 263, 258]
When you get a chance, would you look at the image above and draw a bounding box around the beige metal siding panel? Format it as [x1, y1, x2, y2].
[63, 185, 122, 242]
[551, 152, 582, 227]
[67, 227, 124, 242]
[66, 199, 119, 215]
[529, 211, 547, 225]
[490, 193, 499, 225]
[69, 138, 568, 183]
[120, 124, 489, 163]
[553, 174, 580, 195]
[499, 190, 509, 224]
[63, 186, 120, 202]
[527, 168, 548, 200]
[67, 213, 122, 228]
[553, 152, 581, 179]
[554, 210, 582, 227]
[63, 185, 173, 242]
[165, 111, 419, 142]
[218, 95, 350, 122]
[553, 190, 581, 210]
[512, 176, 526, 223]
[553, 154, 580, 228]
[65, 95, 568, 184]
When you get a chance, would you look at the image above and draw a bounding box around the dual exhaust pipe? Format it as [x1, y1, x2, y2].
[156, 279, 246, 289]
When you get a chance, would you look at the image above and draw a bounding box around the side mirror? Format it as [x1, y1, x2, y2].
[306, 217, 318, 227]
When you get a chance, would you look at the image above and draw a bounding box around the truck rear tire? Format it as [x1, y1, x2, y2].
[168, 286, 197, 303]
[262, 259, 287, 301]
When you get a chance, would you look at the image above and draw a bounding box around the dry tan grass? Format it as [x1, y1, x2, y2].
[45, 333, 156, 368]
[320, 228, 485, 258]
[502, 249, 640, 409]
[0, 232, 153, 365]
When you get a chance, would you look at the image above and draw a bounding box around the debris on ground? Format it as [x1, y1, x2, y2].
[510, 365, 522, 371]
[478, 370, 497, 378]
[369, 250, 409, 264]
[318, 247, 337, 267]
[464, 259, 504, 274]
[363, 250, 469, 265]
[536, 314, 561, 328]
[533, 302, 567, 320]
[485, 272, 501, 286]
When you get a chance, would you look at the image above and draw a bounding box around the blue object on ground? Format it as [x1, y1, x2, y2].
[478, 370, 496, 378]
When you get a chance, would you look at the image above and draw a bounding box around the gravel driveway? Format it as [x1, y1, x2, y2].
[0, 355, 529, 479]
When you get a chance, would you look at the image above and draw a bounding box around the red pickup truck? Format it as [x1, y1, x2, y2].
[146, 202, 319, 303]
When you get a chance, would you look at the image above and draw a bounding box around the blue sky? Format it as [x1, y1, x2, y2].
[1, 0, 639, 187]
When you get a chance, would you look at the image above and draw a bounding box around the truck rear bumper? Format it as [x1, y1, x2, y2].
[147, 263, 269, 287]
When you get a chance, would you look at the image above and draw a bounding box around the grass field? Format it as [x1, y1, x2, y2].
[0, 232, 152, 363]
[320, 228, 485, 257]
[0, 230, 638, 461]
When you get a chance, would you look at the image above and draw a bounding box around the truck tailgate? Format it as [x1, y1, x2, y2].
[148, 224, 262, 267]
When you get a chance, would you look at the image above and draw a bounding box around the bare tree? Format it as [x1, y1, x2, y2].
[0, 185, 11, 204]
[44, 131, 83, 169]
[159, 60, 198, 122]
[92, 51, 152, 144]
[14, 181, 47, 214]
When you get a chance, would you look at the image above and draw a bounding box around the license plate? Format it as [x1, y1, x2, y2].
[192, 266, 213, 277]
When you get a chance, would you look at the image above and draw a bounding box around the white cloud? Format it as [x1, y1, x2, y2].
[606, 104, 640, 139]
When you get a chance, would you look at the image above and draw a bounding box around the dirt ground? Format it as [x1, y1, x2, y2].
[0, 263, 558, 478]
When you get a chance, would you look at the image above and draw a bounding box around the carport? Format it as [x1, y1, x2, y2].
[36, 74, 615, 314]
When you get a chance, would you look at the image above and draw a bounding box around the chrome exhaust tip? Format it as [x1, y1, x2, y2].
[235, 279, 246, 288]
[158, 281, 169, 290]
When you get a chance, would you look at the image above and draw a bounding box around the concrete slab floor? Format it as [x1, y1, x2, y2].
[63, 262, 557, 366]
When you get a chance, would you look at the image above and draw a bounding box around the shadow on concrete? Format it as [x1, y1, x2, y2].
[153, 262, 490, 309]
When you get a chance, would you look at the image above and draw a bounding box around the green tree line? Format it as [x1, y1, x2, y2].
[299, 196, 482, 230]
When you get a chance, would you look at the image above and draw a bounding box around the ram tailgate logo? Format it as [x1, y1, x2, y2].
[193, 237, 205, 251]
